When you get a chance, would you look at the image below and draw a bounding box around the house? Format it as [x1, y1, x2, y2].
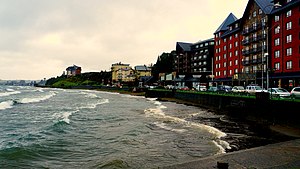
[134, 65, 152, 78]
[111, 62, 135, 84]
[66, 65, 81, 77]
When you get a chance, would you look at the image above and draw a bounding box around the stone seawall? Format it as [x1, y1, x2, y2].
[145, 89, 300, 125]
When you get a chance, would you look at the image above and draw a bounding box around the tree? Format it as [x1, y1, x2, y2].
[151, 51, 175, 81]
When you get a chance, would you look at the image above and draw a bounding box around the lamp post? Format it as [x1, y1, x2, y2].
[261, 3, 281, 90]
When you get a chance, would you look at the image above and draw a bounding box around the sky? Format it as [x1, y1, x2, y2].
[0, 0, 248, 80]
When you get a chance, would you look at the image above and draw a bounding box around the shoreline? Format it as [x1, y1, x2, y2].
[92, 88, 300, 139]
[92, 88, 300, 140]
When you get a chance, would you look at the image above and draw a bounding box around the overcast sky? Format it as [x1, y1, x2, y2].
[0, 0, 248, 80]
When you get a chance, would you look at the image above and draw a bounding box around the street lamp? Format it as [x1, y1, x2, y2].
[261, 2, 281, 90]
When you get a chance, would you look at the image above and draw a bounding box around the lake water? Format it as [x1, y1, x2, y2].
[0, 86, 292, 168]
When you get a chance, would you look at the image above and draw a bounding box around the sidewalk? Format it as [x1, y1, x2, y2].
[162, 139, 300, 169]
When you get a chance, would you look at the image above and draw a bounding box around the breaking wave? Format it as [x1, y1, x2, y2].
[19, 91, 57, 104]
[0, 100, 15, 110]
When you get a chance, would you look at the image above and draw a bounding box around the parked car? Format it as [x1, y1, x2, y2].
[290, 87, 300, 99]
[207, 86, 218, 92]
[245, 85, 267, 95]
[232, 86, 245, 93]
[176, 86, 189, 90]
[267, 88, 290, 98]
[216, 85, 232, 92]
[195, 85, 207, 91]
[165, 85, 175, 90]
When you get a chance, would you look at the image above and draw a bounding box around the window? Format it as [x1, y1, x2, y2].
[286, 61, 292, 69]
[230, 70, 232, 75]
[235, 41, 238, 47]
[275, 38, 280, 46]
[275, 62, 280, 70]
[235, 50, 238, 56]
[229, 52, 232, 57]
[275, 50, 280, 58]
[253, 11, 257, 17]
[224, 54, 227, 59]
[229, 44, 232, 49]
[235, 33, 238, 38]
[223, 46, 226, 51]
[275, 15, 279, 22]
[235, 60, 238, 65]
[287, 21, 292, 30]
[275, 26, 280, 34]
[224, 62, 226, 67]
[286, 10, 292, 17]
[253, 65, 257, 72]
[287, 35, 292, 43]
[230, 61, 232, 66]
[224, 70, 227, 76]
[235, 68, 238, 73]
[287, 48, 292, 56]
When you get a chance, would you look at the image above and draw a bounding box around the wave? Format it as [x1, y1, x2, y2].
[121, 95, 145, 99]
[19, 91, 56, 104]
[212, 140, 231, 154]
[153, 122, 187, 133]
[80, 99, 109, 109]
[52, 110, 78, 124]
[80, 91, 99, 99]
[0, 91, 21, 97]
[144, 105, 226, 139]
[0, 100, 15, 110]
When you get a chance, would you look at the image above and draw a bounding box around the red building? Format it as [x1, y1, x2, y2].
[214, 13, 244, 86]
[270, 0, 300, 89]
[213, 0, 300, 90]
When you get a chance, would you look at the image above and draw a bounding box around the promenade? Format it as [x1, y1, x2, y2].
[163, 139, 300, 169]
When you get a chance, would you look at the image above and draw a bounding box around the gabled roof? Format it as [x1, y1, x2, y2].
[256, 0, 273, 14]
[66, 65, 81, 71]
[176, 42, 192, 52]
[241, 0, 273, 23]
[221, 19, 241, 38]
[214, 13, 237, 34]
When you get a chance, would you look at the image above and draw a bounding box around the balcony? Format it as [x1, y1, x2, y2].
[242, 50, 250, 56]
[242, 60, 250, 66]
[242, 39, 250, 45]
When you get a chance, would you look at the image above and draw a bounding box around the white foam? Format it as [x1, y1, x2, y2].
[212, 140, 226, 154]
[0, 91, 21, 97]
[212, 140, 231, 155]
[146, 98, 157, 101]
[154, 122, 187, 133]
[52, 110, 78, 124]
[0, 100, 14, 110]
[20, 91, 56, 104]
[144, 106, 226, 139]
[121, 95, 145, 99]
[80, 99, 109, 109]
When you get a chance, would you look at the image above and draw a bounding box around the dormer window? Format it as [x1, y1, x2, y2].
[253, 11, 257, 17]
